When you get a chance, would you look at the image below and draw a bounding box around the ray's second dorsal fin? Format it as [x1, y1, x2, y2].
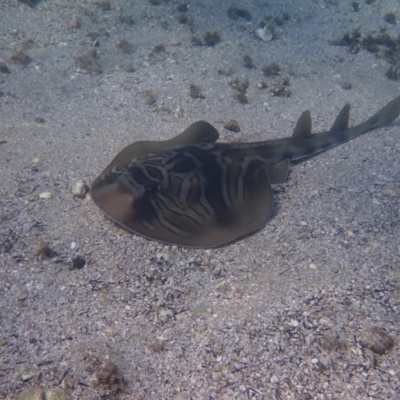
[292, 110, 312, 138]
[330, 104, 350, 132]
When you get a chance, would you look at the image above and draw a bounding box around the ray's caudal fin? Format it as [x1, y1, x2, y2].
[91, 96, 400, 248]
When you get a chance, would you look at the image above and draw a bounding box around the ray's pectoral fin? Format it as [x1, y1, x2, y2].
[91, 180, 135, 227]
[266, 159, 290, 184]
[221, 161, 275, 244]
[191, 161, 274, 247]
[121, 161, 275, 248]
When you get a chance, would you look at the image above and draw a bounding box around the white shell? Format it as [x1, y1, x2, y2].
[255, 24, 274, 42]
[39, 191, 52, 199]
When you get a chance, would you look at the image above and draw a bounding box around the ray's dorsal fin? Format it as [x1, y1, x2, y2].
[330, 104, 350, 132]
[176, 120, 219, 146]
[95, 121, 220, 178]
[292, 110, 312, 138]
[119, 120, 219, 163]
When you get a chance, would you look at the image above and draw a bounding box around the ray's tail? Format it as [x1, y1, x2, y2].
[276, 95, 400, 162]
[359, 95, 400, 132]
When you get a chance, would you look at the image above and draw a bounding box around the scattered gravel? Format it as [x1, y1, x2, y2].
[1, 0, 399, 399]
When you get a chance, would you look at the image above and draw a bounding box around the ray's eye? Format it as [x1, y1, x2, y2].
[145, 182, 160, 194]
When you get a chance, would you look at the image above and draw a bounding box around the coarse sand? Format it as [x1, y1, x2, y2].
[0, 1, 400, 399]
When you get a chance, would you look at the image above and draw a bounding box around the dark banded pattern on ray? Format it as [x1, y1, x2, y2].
[92, 96, 400, 247]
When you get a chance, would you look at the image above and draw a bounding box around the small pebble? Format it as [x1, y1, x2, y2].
[162, 251, 173, 261]
[281, 319, 299, 332]
[39, 191, 52, 199]
[45, 388, 72, 400]
[38, 242, 53, 259]
[69, 18, 81, 29]
[34, 117, 45, 124]
[0, 61, 10, 73]
[192, 304, 212, 316]
[71, 180, 89, 198]
[361, 327, 394, 355]
[20, 365, 35, 381]
[158, 307, 175, 322]
[270, 375, 279, 384]
[17, 290, 28, 301]
[17, 386, 44, 400]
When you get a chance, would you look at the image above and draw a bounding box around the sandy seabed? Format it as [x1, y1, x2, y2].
[0, 0, 400, 399]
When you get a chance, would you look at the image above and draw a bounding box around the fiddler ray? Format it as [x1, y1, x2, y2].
[91, 96, 400, 247]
